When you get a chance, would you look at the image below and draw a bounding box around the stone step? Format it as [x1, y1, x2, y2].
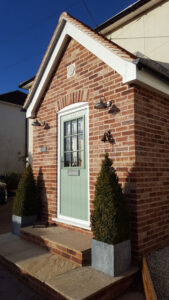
[0, 233, 139, 300]
[20, 225, 91, 266]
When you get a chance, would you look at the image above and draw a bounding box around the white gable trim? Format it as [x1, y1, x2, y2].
[26, 18, 169, 118]
[26, 20, 136, 118]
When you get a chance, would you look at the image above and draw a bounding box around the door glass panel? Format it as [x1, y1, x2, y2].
[72, 152, 77, 167]
[64, 121, 71, 136]
[78, 118, 83, 133]
[78, 151, 84, 167]
[64, 152, 71, 167]
[77, 134, 83, 150]
[64, 117, 84, 168]
[72, 120, 77, 134]
[64, 137, 71, 151]
[72, 136, 77, 152]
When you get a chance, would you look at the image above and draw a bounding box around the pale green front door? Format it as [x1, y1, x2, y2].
[60, 108, 88, 222]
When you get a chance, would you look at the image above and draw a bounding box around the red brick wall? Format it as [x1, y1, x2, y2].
[133, 85, 169, 258]
[32, 38, 136, 252]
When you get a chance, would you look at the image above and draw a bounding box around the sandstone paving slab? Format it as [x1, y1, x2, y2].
[0, 233, 79, 282]
[0, 264, 41, 300]
[0, 232, 17, 244]
[47, 266, 138, 300]
[30, 253, 79, 282]
[0, 233, 139, 300]
[0, 233, 34, 256]
[22, 226, 91, 252]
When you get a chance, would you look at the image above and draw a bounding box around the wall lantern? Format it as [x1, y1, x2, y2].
[101, 130, 114, 144]
[32, 119, 49, 129]
[108, 104, 120, 114]
[94, 96, 111, 109]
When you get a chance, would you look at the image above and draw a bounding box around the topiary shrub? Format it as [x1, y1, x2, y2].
[13, 165, 37, 216]
[91, 153, 130, 245]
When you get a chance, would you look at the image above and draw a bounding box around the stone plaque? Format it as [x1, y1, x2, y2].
[40, 147, 47, 152]
[67, 63, 76, 78]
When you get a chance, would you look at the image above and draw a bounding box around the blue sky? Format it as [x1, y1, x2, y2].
[0, 0, 136, 95]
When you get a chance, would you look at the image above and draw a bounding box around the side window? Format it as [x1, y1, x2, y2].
[64, 117, 84, 167]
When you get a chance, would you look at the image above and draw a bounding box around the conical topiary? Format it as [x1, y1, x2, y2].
[13, 165, 37, 216]
[91, 153, 130, 245]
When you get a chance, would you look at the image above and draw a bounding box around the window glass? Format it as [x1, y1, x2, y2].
[78, 118, 83, 133]
[64, 121, 71, 136]
[77, 135, 83, 150]
[64, 152, 71, 167]
[64, 117, 84, 167]
[71, 120, 77, 134]
[64, 137, 71, 151]
[72, 152, 77, 167]
[78, 151, 84, 167]
[72, 136, 77, 152]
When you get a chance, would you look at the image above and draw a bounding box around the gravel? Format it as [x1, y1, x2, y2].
[147, 246, 169, 300]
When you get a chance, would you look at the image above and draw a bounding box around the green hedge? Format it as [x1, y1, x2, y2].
[91, 153, 130, 245]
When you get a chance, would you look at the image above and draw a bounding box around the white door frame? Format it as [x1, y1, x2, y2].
[52, 102, 90, 230]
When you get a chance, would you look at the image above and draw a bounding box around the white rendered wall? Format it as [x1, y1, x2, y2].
[106, 1, 169, 66]
[0, 102, 26, 174]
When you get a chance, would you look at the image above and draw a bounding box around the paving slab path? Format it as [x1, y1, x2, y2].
[0, 233, 139, 300]
[0, 197, 13, 234]
[0, 264, 41, 300]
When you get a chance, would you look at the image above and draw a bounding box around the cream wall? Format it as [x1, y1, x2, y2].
[0, 101, 26, 174]
[106, 1, 169, 66]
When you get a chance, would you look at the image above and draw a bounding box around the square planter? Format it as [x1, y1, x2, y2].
[12, 214, 37, 236]
[92, 239, 131, 277]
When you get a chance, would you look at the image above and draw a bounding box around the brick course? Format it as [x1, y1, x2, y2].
[32, 37, 169, 261]
[33, 38, 135, 231]
[132, 85, 169, 259]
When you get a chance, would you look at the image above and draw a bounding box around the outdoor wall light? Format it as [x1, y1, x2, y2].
[108, 104, 120, 114]
[32, 119, 41, 126]
[94, 96, 111, 109]
[32, 119, 49, 129]
[101, 130, 115, 144]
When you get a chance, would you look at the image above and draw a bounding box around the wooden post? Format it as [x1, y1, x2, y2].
[142, 256, 157, 300]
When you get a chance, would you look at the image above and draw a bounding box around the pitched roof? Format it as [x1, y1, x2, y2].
[24, 11, 169, 117]
[95, 0, 163, 34]
[0, 90, 27, 106]
[23, 12, 136, 114]
[19, 76, 35, 90]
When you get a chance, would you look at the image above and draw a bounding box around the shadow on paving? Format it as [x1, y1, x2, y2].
[0, 264, 41, 300]
[0, 197, 13, 234]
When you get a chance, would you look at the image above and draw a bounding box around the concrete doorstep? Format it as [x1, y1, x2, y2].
[0, 233, 139, 300]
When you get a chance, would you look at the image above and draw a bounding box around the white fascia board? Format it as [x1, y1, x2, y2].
[26, 24, 69, 118]
[26, 17, 169, 118]
[124, 68, 169, 97]
[26, 20, 135, 118]
[66, 22, 134, 81]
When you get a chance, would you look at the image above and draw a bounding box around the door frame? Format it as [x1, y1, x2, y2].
[52, 102, 90, 230]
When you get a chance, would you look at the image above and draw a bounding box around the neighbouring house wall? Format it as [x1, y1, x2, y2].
[133, 84, 169, 259]
[27, 118, 33, 165]
[106, 0, 169, 65]
[0, 102, 26, 174]
[32, 38, 135, 240]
